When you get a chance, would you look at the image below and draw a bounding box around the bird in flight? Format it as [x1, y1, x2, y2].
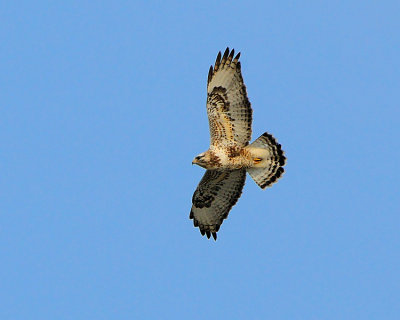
[190, 48, 286, 240]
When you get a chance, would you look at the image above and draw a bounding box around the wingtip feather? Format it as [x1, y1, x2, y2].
[214, 51, 222, 71]
[208, 66, 213, 83]
[233, 52, 241, 63]
[221, 47, 230, 67]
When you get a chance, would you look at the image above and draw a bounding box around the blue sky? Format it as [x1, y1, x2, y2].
[1, 1, 399, 319]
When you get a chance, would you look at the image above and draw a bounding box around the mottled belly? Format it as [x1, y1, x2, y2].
[213, 146, 253, 169]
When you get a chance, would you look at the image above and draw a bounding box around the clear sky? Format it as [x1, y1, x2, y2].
[1, 1, 399, 319]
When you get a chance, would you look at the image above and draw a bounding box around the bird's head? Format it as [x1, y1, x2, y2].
[192, 152, 208, 168]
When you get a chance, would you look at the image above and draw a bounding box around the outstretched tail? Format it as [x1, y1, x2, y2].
[246, 132, 286, 189]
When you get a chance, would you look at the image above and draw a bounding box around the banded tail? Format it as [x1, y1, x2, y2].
[246, 132, 286, 189]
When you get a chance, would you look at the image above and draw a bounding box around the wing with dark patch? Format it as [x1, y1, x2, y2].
[207, 48, 252, 147]
[190, 169, 246, 240]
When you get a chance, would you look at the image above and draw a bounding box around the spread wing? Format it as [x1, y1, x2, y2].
[207, 48, 252, 147]
[190, 169, 246, 240]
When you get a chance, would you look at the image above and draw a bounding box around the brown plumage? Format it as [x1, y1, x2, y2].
[191, 48, 286, 240]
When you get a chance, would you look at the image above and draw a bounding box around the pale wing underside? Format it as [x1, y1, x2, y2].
[207, 48, 252, 147]
[190, 169, 246, 240]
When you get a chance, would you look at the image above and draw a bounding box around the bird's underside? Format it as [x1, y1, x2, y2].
[190, 48, 286, 240]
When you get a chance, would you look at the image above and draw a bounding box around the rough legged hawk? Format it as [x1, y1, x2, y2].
[190, 48, 286, 240]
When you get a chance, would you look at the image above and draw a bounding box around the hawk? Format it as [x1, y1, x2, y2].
[190, 48, 286, 240]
